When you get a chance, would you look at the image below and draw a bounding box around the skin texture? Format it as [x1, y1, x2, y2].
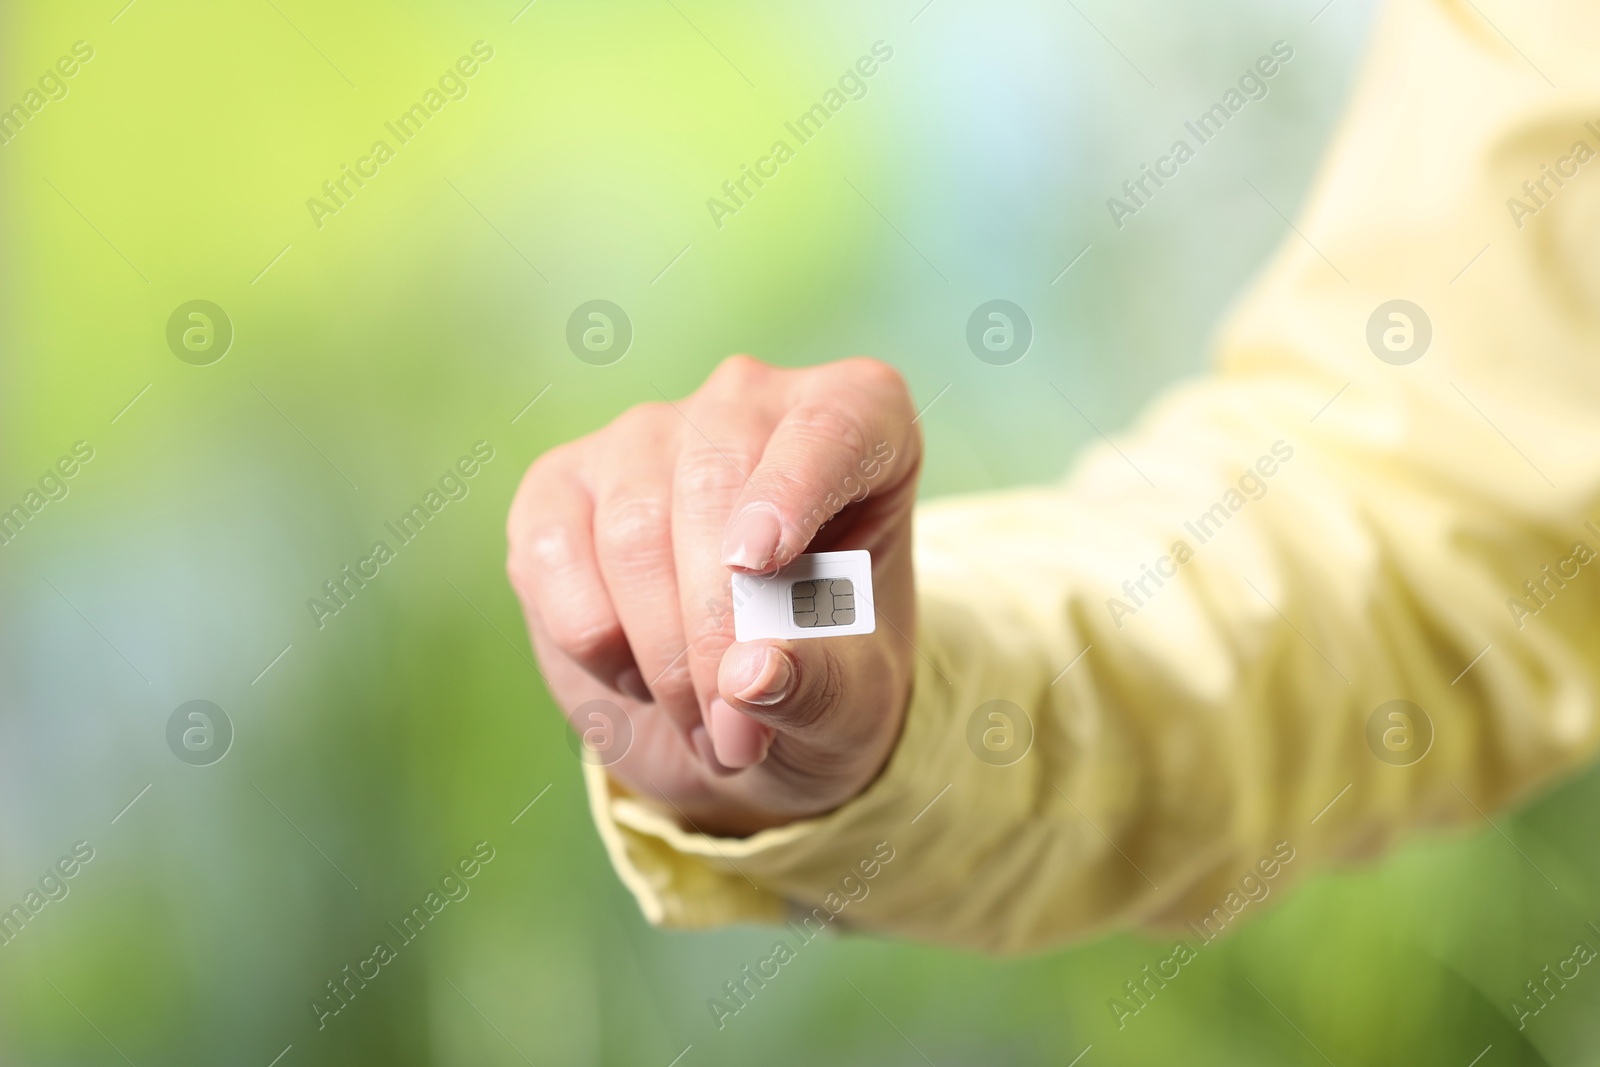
[506, 356, 922, 837]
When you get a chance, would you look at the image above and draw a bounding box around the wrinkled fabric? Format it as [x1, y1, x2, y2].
[585, 0, 1600, 954]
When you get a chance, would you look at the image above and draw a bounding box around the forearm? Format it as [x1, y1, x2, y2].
[585, 0, 1600, 951]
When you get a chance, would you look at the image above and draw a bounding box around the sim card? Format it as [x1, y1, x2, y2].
[731, 550, 875, 642]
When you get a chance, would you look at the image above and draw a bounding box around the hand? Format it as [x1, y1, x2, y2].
[506, 356, 922, 837]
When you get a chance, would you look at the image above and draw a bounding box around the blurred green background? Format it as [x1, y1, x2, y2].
[4, 0, 1598, 1063]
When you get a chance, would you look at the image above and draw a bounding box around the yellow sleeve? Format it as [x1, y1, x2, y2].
[586, 0, 1600, 953]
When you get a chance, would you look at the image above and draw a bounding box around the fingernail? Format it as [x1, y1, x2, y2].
[735, 646, 793, 706]
[709, 697, 775, 769]
[722, 508, 782, 572]
[615, 666, 652, 703]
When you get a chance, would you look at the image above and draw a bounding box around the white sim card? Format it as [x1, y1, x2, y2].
[731, 550, 876, 642]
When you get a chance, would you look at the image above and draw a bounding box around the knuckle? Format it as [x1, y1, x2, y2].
[611, 401, 670, 437]
[506, 458, 558, 535]
[787, 404, 870, 463]
[707, 354, 768, 390]
[594, 495, 671, 562]
[526, 440, 573, 474]
[651, 656, 696, 698]
[842, 356, 907, 392]
[546, 608, 624, 667]
[760, 466, 813, 515]
[521, 521, 581, 571]
[677, 445, 759, 497]
[686, 623, 732, 666]
[839, 358, 915, 420]
[506, 520, 570, 592]
[503, 527, 623, 667]
[530, 438, 593, 489]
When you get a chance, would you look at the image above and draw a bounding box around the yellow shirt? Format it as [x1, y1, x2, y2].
[585, 0, 1600, 953]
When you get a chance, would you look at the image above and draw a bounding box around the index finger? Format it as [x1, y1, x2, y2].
[720, 358, 919, 573]
[667, 369, 783, 750]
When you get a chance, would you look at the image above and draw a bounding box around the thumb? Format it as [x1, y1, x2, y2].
[713, 639, 846, 757]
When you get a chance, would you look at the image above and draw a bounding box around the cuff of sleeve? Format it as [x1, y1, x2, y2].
[583, 646, 948, 931]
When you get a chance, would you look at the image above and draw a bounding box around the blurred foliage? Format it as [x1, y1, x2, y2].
[2, 0, 1595, 1064]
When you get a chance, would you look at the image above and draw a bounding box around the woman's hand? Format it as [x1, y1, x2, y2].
[506, 356, 922, 836]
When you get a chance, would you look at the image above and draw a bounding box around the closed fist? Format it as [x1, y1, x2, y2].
[507, 356, 922, 837]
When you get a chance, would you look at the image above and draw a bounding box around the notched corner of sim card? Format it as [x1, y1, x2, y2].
[730, 549, 875, 642]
